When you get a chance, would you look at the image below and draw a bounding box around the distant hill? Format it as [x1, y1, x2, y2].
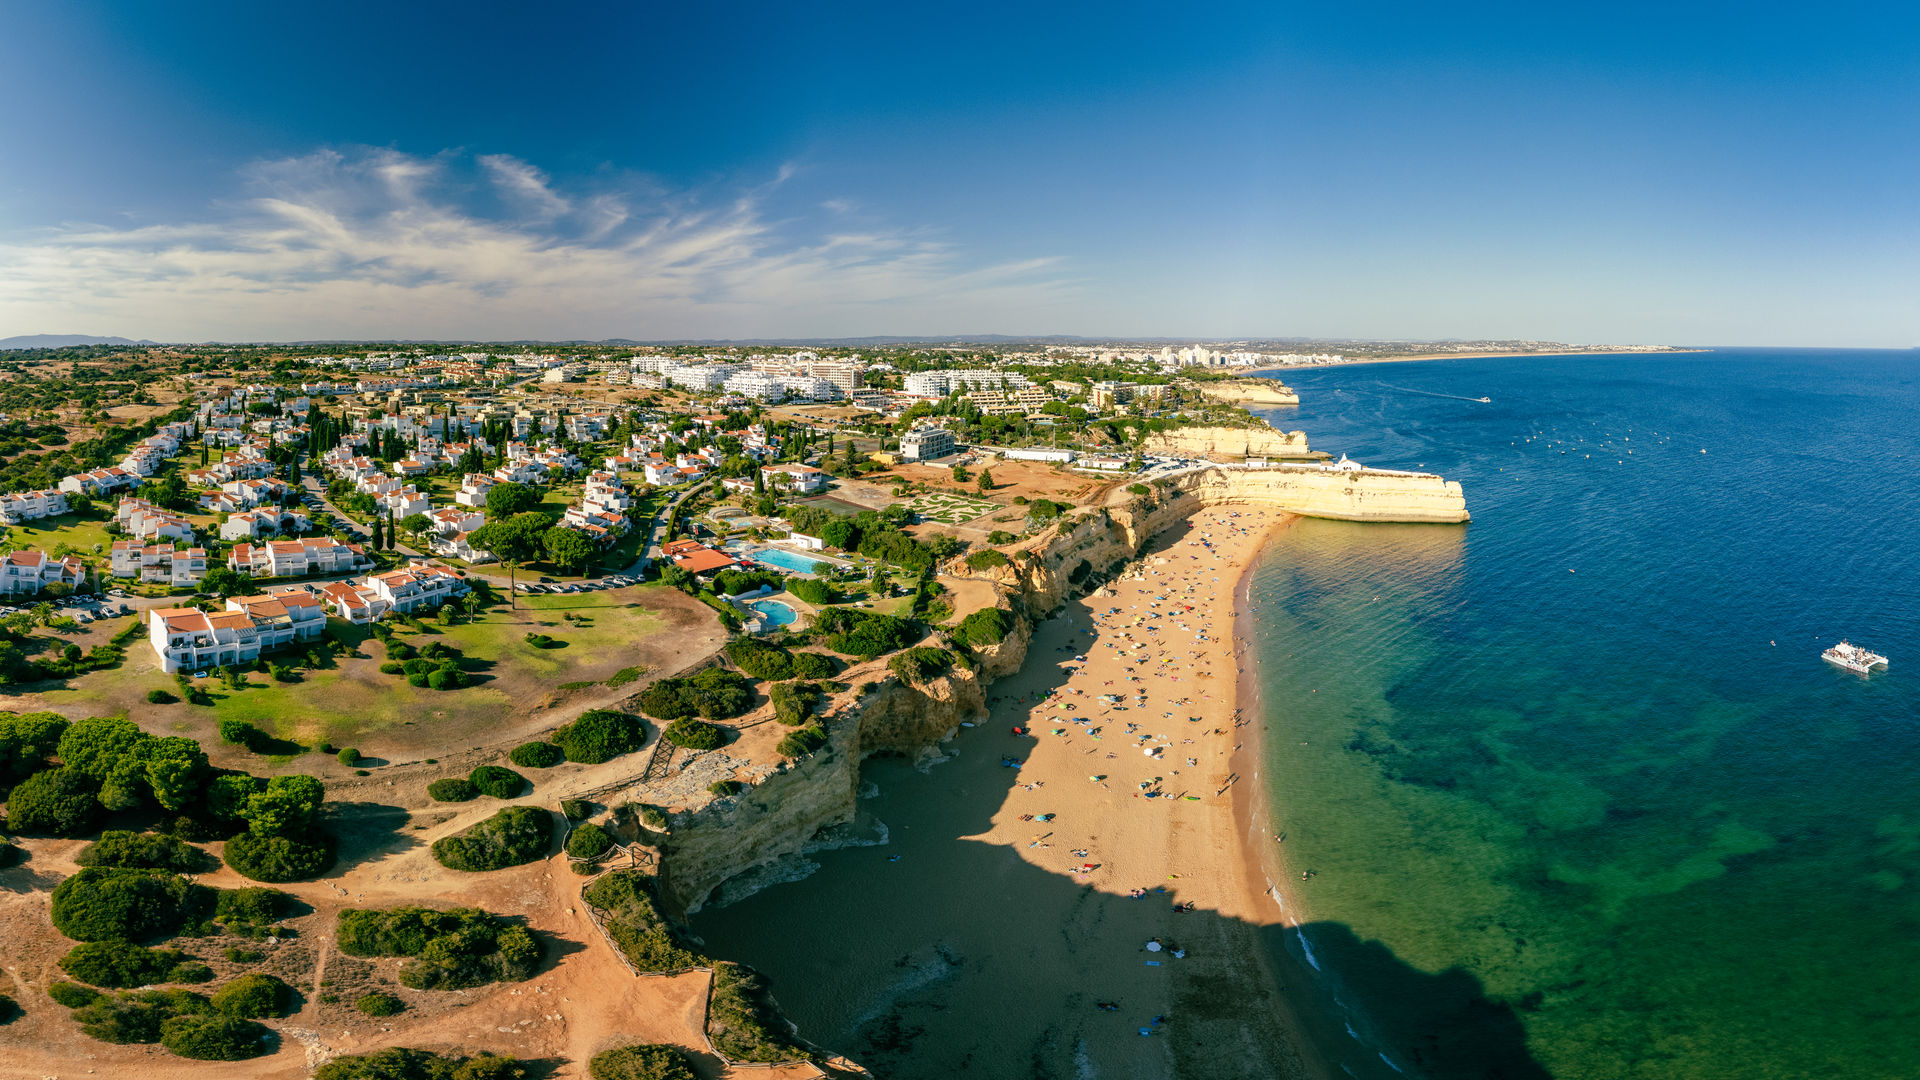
[0, 334, 161, 350]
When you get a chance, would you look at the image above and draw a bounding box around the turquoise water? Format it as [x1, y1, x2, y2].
[751, 546, 826, 574]
[1248, 349, 1920, 1079]
[751, 599, 798, 627]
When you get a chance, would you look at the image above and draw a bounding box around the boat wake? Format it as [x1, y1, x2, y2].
[1377, 382, 1492, 404]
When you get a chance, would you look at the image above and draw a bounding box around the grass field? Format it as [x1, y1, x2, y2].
[2, 513, 118, 556]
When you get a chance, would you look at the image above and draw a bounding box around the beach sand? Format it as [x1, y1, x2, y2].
[695, 506, 1334, 1078]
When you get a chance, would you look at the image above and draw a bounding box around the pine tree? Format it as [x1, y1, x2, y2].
[370, 516, 383, 549]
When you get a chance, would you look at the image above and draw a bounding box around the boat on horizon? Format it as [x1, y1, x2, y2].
[1822, 640, 1889, 675]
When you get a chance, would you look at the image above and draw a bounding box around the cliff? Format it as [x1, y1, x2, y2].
[1192, 379, 1301, 407]
[652, 465, 1463, 914]
[1141, 424, 1314, 460]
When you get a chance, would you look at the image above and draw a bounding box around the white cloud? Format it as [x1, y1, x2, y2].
[0, 148, 1072, 341]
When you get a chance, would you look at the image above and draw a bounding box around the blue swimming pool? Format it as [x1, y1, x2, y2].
[749, 600, 797, 627]
[750, 547, 824, 574]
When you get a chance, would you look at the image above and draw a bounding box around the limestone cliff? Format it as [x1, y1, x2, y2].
[1193, 379, 1301, 407]
[1141, 424, 1314, 460]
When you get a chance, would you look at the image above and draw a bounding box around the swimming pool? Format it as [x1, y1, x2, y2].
[750, 547, 825, 574]
[749, 600, 797, 628]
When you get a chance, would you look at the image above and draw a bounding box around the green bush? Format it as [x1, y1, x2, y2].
[707, 962, 808, 1063]
[987, 529, 1016, 544]
[964, 549, 1011, 571]
[633, 669, 753, 722]
[353, 991, 404, 1016]
[315, 1048, 525, 1080]
[783, 577, 836, 605]
[581, 872, 706, 973]
[552, 710, 648, 764]
[50, 981, 101, 1007]
[407, 673, 429, 688]
[790, 651, 834, 679]
[160, 1012, 273, 1060]
[509, 741, 563, 768]
[146, 688, 178, 705]
[707, 779, 746, 797]
[523, 632, 560, 649]
[468, 765, 526, 799]
[888, 646, 956, 684]
[812, 607, 918, 659]
[662, 718, 726, 751]
[0, 710, 68, 776]
[210, 973, 293, 1018]
[566, 822, 614, 860]
[222, 831, 334, 883]
[58, 941, 207, 988]
[605, 665, 645, 687]
[431, 807, 552, 872]
[768, 681, 824, 726]
[337, 747, 360, 766]
[774, 725, 827, 759]
[588, 1044, 698, 1080]
[77, 831, 213, 872]
[71, 987, 209, 1044]
[218, 718, 269, 751]
[561, 798, 592, 819]
[426, 666, 465, 690]
[428, 777, 479, 802]
[50, 868, 212, 942]
[378, 661, 406, 675]
[952, 606, 1014, 648]
[336, 906, 542, 990]
[225, 947, 264, 963]
[724, 638, 798, 679]
[5, 766, 101, 835]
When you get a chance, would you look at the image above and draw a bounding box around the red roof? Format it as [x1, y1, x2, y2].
[672, 549, 737, 574]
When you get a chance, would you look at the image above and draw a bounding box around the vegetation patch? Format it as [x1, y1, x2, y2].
[769, 681, 825, 726]
[783, 577, 837, 605]
[336, 906, 542, 990]
[888, 646, 957, 684]
[811, 607, 918, 659]
[209, 972, 294, 1018]
[588, 1044, 698, 1080]
[953, 606, 1015, 648]
[77, 830, 214, 873]
[428, 777, 479, 802]
[565, 822, 615, 860]
[581, 871, 706, 972]
[313, 1048, 525, 1080]
[58, 941, 210, 988]
[353, 991, 404, 1017]
[775, 724, 828, 759]
[50, 868, 213, 942]
[634, 669, 753, 722]
[508, 740, 564, 768]
[707, 961, 810, 1063]
[160, 1013, 274, 1060]
[964, 549, 1011, 571]
[468, 764, 527, 799]
[553, 709, 649, 763]
[662, 718, 726, 751]
[431, 806, 553, 872]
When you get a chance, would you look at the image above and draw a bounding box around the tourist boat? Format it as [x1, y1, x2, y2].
[1822, 641, 1889, 675]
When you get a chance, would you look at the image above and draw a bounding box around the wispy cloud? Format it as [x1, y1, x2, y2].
[0, 148, 1072, 340]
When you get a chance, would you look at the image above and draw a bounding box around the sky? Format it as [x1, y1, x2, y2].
[0, 1, 1915, 345]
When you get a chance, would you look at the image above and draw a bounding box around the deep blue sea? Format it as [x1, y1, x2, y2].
[1245, 349, 1920, 1079]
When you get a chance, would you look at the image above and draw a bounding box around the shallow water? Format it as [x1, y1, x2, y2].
[1247, 349, 1920, 1079]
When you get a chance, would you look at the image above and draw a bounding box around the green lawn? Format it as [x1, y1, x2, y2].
[3, 513, 118, 557]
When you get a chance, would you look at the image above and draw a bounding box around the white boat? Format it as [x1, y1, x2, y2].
[1822, 640, 1889, 675]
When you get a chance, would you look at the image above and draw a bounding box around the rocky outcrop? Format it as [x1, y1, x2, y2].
[1193, 379, 1301, 407]
[1141, 424, 1314, 460]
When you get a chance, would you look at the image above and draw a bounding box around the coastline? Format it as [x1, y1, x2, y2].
[1239, 346, 1709, 375]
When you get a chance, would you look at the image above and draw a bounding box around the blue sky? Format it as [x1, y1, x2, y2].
[1, 1, 1914, 344]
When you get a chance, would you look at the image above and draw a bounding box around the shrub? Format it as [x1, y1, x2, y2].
[77, 831, 213, 872]
[987, 529, 1016, 544]
[789, 651, 834, 679]
[774, 725, 827, 759]
[336, 906, 542, 990]
[468, 765, 526, 799]
[605, 665, 645, 688]
[560, 798, 592, 819]
[224, 948, 264, 963]
[581, 872, 706, 973]
[708, 779, 745, 797]
[964, 549, 1010, 571]
[426, 666, 465, 690]
[783, 577, 836, 605]
[812, 607, 917, 659]
[0, 991, 15, 1024]
[634, 669, 753, 723]
[953, 606, 1014, 648]
[5, 766, 101, 835]
[315, 1048, 525, 1080]
[509, 741, 564, 768]
[769, 681, 824, 727]
[553, 710, 648, 764]
[214, 887, 292, 937]
[428, 778, 479, 802]
[49, 981, 100, 1007]
[566, 822, 615, 860]
[431, 807, 552, 872]
[378, 661, 406, 675]
[724, 638, 797, 680]
[1127, 482, 1151, 496]
[218, 718, 269, 751]
[523, 632, 560, 649]
[58, 941, 206, 988]
[222, 831, 334, 883]
[707, 962, 807, 1063]
[662, 719, 725, 751]
[50, 868, 212, 942]
[407, 673, 429, 688]
[337, 747, 360, 766]
[160, 1013, 273, 1060]
[146, 689, 178, 705]
[353, 991, 404, 1017]
[589, 1044, 698, 1080]
[210, 973, 293, 1018]
[71, 987, 209, 1044]
[888, 646, 955, 684]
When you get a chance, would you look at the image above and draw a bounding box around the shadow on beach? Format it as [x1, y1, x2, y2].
[692, 519, 1547, 1080]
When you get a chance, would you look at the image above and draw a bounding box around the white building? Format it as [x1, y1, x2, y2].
[366, 564, 468, 613]
[0, 488, 68, 525]
[0, 550, 85, 596]
[110, 542, 208, 585]
[900, 426, 958, 461]
[760, 463, 828, 494]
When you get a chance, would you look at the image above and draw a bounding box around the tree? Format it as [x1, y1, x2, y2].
[369, 516, 383, 550]
[399, 513, 432, 544]
[470, 513, 549, 566]
[976, 468, 994, 493]
[243, 774, 325, 838]
[485, 482, 542, 519]
[952, 464, 971, 483]
[143, 736, 210, 812]
[542, 526, 598, 573]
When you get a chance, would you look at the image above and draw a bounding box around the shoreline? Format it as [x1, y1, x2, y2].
[1239, 346, 1710, 375]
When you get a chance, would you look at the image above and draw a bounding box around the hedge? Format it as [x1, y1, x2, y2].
[553, 710, 648, 764]
[210, 973, 293, 1018]
[432, 807, 552, 872]
[70, 987, 210, 1045]
[468, 765, 526, 799]
[58, 941, 209, 988]
[337, 906, 542, 990]
[581, 871, 706, 973]
[159, 1013, 273, 1060]
[509, 741, 564, 768]
[353, 991, 404, 1017]
[633, 669, 752, 722]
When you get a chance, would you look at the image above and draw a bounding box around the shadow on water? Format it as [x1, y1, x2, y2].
[690, 519, 1545, 1080]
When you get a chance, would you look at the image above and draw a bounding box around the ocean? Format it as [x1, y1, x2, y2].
[1245, 348, 1920, 1079]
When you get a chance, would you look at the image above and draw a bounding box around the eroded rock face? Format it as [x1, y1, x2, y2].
[1140, 424, 1311, 460]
